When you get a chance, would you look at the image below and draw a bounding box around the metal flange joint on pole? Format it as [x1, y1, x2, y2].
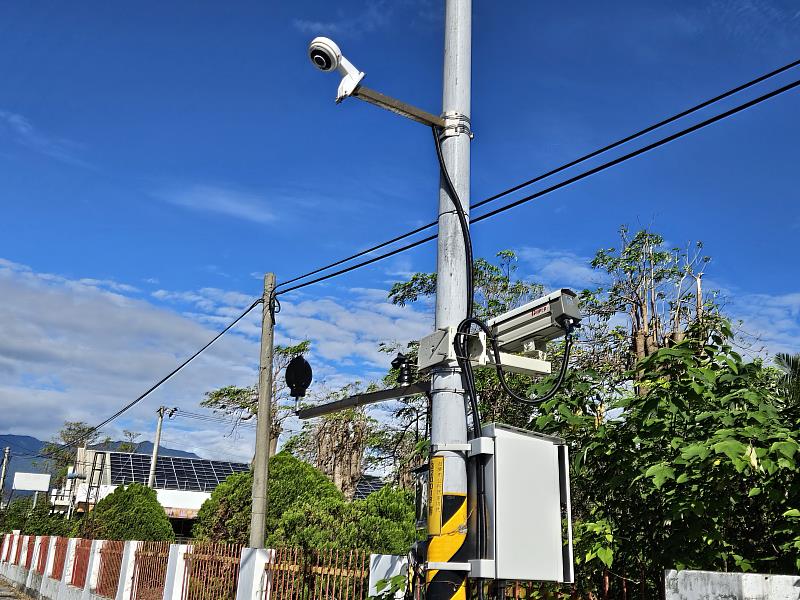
[250, 272, 276, 548]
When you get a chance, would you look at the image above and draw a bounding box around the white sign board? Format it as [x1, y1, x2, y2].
[12, 472, 51, 492]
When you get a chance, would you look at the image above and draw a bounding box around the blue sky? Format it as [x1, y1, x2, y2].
[1, 0, 799, 460]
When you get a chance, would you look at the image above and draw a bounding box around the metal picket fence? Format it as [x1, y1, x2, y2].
[131, 541, 171, 600]
[95, 540, 125, 598]
[264, 547, 370, 600]
[51, 537, 69, 580]
[181, 542, 243, 600]
[71, 538, 93, 588]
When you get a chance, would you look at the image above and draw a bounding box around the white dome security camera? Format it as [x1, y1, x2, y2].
[307, 37, 365, 103]
[308, 37, 341, 72]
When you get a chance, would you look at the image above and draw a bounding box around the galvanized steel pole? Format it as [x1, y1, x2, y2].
[427, 1, 472, 600]
[249, 273, 276, 548]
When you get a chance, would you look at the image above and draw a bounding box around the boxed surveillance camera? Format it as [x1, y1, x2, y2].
[487, 288, 580, 353]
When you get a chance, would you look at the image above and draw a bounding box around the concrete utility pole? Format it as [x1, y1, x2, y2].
[0, 447, 10, 504]
[147, 406, 171, 488]
[427, 2, 472, 600]
[249, 273, 276, 548]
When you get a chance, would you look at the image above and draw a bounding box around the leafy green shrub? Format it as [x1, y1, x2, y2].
[83, 483, 173, 541]
[535, 320, 800, 593]
[23, 502, 73, 536]
[268, 486, 416, 555]
[193, 452, 341, 544]
[0, 498, 71, 536]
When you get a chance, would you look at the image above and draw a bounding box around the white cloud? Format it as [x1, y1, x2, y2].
[719, 287, 800, 359]
[0, 259, 432, 458]
[0, 109, 92, 168]
[293, 0, 391, 36]
[703, 0, 800, 46]
[0, 259, 260, 452]
[517, 246, 602, 290]
[154, 184, 276, 225]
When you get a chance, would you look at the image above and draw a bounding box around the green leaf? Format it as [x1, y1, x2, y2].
[747, 487, 761, 497]
[596, 546, 613, 567]
[713, 439, 746, 462]
[681, 444, 711, 461]
[644, 464, 676, 489]
[770, 441, 798, 459]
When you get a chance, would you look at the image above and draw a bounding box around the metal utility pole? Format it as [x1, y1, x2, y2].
[249, 273, 276, 548]
[147, 406, 172, 488]
[428, 2, 472, 600]
[0, 447, 10, 504]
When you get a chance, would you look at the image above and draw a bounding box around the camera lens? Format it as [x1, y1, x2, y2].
[310, 49, 333, 70]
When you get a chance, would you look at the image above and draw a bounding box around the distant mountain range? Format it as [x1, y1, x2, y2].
[0, 434, 200, 495]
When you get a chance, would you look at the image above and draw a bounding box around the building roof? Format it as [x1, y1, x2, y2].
[108, 452, 248, 493]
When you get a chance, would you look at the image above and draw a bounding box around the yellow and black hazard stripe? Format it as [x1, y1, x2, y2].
[427, 491, 468, 600]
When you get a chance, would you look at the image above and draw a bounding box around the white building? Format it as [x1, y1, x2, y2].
[50, 447, 249, 537]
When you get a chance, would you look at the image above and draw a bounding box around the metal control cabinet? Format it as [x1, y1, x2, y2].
[482, 423, 573, 583]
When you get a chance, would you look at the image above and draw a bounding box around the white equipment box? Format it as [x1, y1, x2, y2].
[481, 423, 573, 583]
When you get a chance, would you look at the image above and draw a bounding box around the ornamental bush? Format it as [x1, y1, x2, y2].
[83, 482, 174, 541]
[267, 485, 416, 555]
[193, 452, 341, 544]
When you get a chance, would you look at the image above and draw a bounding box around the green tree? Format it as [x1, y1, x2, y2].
[387, 230, 800, 595]
[202, 341, 311, 454]
[268, 486, 416, 555]
[285, 384, 382, 498]
[82, 483, 173, 541]
[39, 421, 103, 487]
[117, 430, 142, 453]
[20, 501, 72, 536]
[192, 452, 341, 544]
[536, 319, 800, 594]
[0, 497, 33, 532]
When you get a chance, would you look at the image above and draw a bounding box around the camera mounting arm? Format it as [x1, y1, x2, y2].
[308, 36, 449, 129]
[351, 85, 445, 128]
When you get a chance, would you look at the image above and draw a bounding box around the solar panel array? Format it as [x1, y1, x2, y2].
[353, 474, 385, 500]
[108, 452, 248, 493]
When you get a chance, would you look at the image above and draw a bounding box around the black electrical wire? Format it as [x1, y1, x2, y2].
[472, 76, 800, 226]
[274, 57, 800, 293]
[432, 124, 488, 581]
[33, 298, 264, 461]
[456, 318, 576, 407]
[275, 75, 800, 297]
[432, 127, 474, 320]
[469, 57, 800, 213]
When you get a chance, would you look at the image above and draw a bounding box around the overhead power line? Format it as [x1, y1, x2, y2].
[33, 298, 263, 461]
[17, 63, 800, 464]
[276, 75, 800, 296]
[275, 57, 800, 293]
[470, 77, 800, 224]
